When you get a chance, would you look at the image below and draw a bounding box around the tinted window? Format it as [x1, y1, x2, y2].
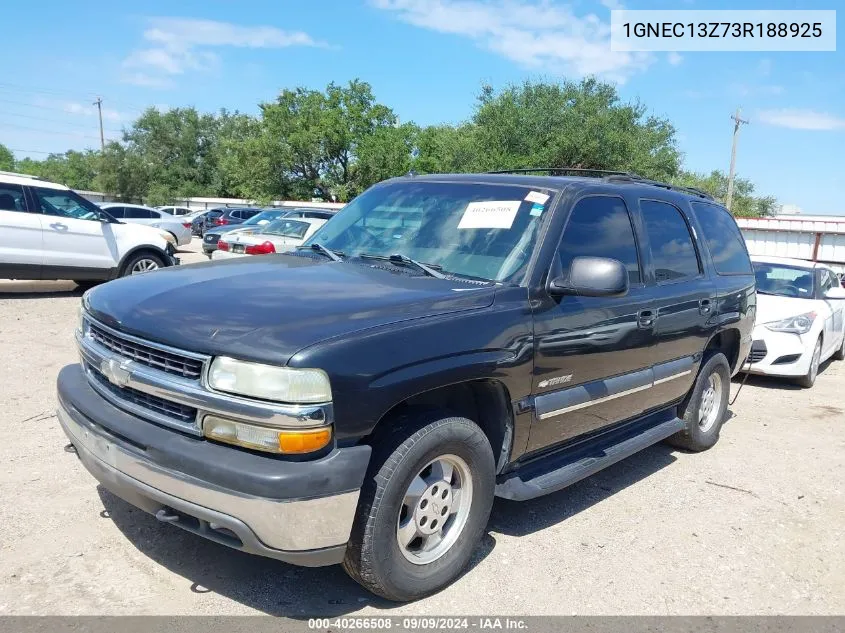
[124, 207, 152, 219]
[690, 202, 752, 275]
[641, 200, 701, 282]
[243, 209, 260, 219]
[0, 184, 27, 212]
[105, 206, 125, 218]
[558, 196, 641, 284]
[148, 210, 162, 218]
[34, 188, 103, 221]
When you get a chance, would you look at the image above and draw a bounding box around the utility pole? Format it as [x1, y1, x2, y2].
[726, 107, 749, 211]
[93, 97, 105, 151]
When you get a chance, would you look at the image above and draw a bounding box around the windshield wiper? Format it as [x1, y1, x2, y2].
[297, 242, 343, 262]
[358, 253, 447, 279]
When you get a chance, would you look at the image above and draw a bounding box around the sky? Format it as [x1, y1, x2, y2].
[1, 0, 843, 214]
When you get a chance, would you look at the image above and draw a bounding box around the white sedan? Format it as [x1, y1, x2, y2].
[212, 217, 326, 260]
[748, 256, 845, 387]
[100, 203, 193, 247]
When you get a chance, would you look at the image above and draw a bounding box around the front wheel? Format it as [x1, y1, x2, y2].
[120, 252, 165, 277]
[343, 414, 495, 602]
[796, 337, 822, 388]
[833, 331, 845, 361]
[665, 352, 730, 452]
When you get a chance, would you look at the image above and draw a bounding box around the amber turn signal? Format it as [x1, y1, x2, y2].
[278, 427, 333, 454]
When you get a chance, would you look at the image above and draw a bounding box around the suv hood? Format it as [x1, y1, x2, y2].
[85, 254, 496, 365]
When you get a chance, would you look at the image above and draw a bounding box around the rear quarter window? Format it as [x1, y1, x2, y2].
[690, 202, 752, 275]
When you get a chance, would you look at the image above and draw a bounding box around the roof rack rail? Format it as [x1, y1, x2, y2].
[486, 167, 717, 201]
[0, 170, 44, 181]
[487, 167, 636, 178]
[603, 174, 715, 201]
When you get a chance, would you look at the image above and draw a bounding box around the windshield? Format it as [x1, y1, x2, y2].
[244, 210, 286, 226]
[304, 181, 553, 282]
[261, 218, 310, 238]
[753, 262, 816, 298]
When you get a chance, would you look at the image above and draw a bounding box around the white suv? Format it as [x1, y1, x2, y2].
[0, 172, 178, 287]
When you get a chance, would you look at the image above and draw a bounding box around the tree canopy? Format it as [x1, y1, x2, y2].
[2, 78, 775, 215]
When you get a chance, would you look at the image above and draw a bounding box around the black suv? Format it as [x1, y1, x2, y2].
[57, 170, 755, 602]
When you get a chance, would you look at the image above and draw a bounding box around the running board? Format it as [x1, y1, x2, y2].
[495, 416, 685, 501]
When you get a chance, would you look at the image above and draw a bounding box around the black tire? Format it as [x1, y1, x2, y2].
[665, 352, 730, 452]
[833, 331, 845, 361]
[119, 251, 166, 278]
[796, 337, 822, 388]
[342, 413, 495, 602]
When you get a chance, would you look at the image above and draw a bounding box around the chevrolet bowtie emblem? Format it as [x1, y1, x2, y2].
[100, 358, 132, 388]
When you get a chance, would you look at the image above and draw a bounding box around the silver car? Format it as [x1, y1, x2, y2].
[101, 203, 193, 247]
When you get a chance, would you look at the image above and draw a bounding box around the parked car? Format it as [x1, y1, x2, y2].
[746, 255, 845, 387]
[156, 205, 194, 217]
[100, 203, 192, 247]
[211, 207, 263, 229]
[212, 217, 327, 259]
[202, 207, 336, 257]
[0, 171, 177, 286]
[191, 208, 225, 237]
[59, 170, 754, 602]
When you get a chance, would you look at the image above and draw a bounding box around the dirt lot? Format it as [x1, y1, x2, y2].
[1, 238, 843, 615]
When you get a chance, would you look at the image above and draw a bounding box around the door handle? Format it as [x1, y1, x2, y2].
[637, 309, 656, 329]
[50, 222, 68, 231]
[699, 298, 712, 315]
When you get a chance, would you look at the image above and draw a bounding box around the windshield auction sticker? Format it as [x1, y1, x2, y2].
[610, 9, 836, 51]
[458, 201, 522, 229]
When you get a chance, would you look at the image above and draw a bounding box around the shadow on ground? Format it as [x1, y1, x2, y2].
[98, 435, 687, 616]
[733, 358, 835, 392]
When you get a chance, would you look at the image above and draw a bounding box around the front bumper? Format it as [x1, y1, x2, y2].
[744, 325, 814, 377]
[57, 364, 371, 566]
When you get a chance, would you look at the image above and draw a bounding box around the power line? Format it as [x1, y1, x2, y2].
[0, 121, 117, 142]
[0, 110, 122, 134]
[0, 83, 151, 113]
[10, 148, 55, 155]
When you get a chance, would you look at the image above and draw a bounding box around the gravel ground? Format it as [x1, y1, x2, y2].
[1, 238, 843, 615]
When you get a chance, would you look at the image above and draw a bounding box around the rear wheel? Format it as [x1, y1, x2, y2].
[665, 352, 730, 452]
[343, 413, 495, 602]
[797, 337, 822, 388]
[120, 252, 165, 277]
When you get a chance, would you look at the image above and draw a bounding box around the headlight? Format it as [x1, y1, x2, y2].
[765, 311, 816, 334]
[76, 304, 84, 334]
[157, 229, 177, 247]
[207, 356, 331, 403]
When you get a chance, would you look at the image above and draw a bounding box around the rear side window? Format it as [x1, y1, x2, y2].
[124, 207, 152, 219]
[640, 200, 701, 282]
[559, 196, 641, 284]
[690, 202, 752, 275]
[105, 206, 125, 218]
[0, 184, 27, 212]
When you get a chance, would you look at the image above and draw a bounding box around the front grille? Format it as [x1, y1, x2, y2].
[748, 340, 768, 364]
[89, 322, 204, 379]
[89, 364, 198, 424]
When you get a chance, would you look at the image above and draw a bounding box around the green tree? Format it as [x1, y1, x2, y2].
[122, 107, 221, 201]
[672, 170, 776, 217]
[13, 150, 99, 189]
[96, 142, 148, 202]
[465, 79, 681, 179]
[0, 143, 14, 171]
[413, 124, 477, 174]
[259, 80, 402, 201]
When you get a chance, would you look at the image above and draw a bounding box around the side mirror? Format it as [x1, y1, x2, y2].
[825, 286, 845, 300]
[548, 256, 629, 298]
